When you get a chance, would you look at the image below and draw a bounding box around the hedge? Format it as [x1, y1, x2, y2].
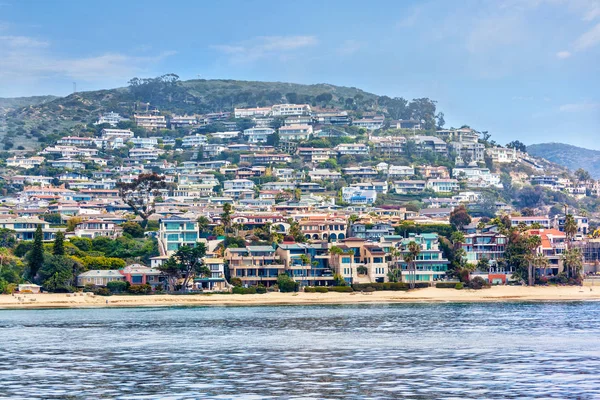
[352, 282, 430, 291]
[128, 284, 152, 294]
[304, 287, 316, 293]
[232, 286, 257, 295]
[436, 282, 460, 289]
[107, 281, 129, 293]
[327, 286, 353, 292]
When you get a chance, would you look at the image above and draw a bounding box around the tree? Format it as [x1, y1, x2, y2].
[0, 229, 16, 249]
[122, 221, 145, 238]
[221, 203, 233, 233]
[159, 244, 209, 292]
[575, 168, 591, 182]
[436, 112, 445, 128]
[197, 216, 211, 234]
[287, 219, 306, 243]
[52, 231, 65, 256]
[506, 140, 527, 153]
[66, 217, 82, 232]
[525, 235, 542, 286]
[277, 273, 299, 292]
[117, 173, 168, 228]
[39, 255, 80, 292]
[562, 248, 583, 279]
[403, 241, 421, 289]
[266, 131, 280, 147]
[27, 225, 44, 281]
[476, 257, 490, 272]
[449, 205, 472, 231]
[563, 214, 578, 247]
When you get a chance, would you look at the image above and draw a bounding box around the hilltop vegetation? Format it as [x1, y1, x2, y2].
[0, 95, 58, 112]
[1, 75, 440, 150]
[528, 143, 600, 179]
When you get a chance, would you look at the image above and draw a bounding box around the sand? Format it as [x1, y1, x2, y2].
[1, 285, 599, 309]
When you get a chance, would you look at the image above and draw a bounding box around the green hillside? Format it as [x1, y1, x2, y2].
[528, 142, 600, 179]
[0, 95, 58, 113]
[1, 75, 437, 150]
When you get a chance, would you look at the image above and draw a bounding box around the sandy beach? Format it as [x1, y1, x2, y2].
[1, 285, 599, 309]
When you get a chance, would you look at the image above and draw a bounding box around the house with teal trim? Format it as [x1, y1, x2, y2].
[158, 216, 200, 255]
[395, 233, 449, 283]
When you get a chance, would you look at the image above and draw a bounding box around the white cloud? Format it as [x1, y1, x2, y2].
[0, 34, 176, 92]
[0, 35, 48, 48]
[559, 102, 600, 112]
[212, 35, 317, 62]
[574, 22, 600, 51]
[556, 50, 572, 58]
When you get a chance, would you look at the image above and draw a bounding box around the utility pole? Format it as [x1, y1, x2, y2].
[73, 82, 77, 94]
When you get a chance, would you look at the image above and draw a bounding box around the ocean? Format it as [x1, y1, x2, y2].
[1, 302, 599, 399]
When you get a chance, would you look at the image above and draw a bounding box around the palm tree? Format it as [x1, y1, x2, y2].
[561, 248, 583, 279]
[404, 241, 421, 289]
[564, 214, 578, 249]
[525, 235, 542, 286]
[388, 247, 402, 282]
[526, 253, 549, 284]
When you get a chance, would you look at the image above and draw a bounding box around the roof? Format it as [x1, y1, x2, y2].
[247, 246, 276, 252]
[78, 270, 124, 278]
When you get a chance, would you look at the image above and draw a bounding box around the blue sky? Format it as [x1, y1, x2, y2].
[1, 0, 599, 148]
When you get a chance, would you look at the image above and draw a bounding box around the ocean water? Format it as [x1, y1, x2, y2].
[1, 302, 600, 399]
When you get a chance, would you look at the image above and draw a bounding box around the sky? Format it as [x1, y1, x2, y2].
[0, 0, 599, 148]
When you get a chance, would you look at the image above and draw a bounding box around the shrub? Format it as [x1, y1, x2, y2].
[94, 287, 111, 296]
[352, 282, 408, 291]
[357, 266, 368, 275]
[327, 286, 353, 293]
[315, 287, 329, 293]
[107, 281, 129, 294]
[455, 282, 464, 290]
[127, 284, 152, 294]
[83, 283, 95, 292]
[14, 241, 33, 258]
[277, 274, 299, 293]
[81, 256, 126, 270]
[232, 286, 257, 295]
[304, 287, 316, 293]
[69, 237, 93, 252]
[229, 277, 243, 287]
[468, 276, 489, 290]
[255, 285, 267, 294]
[121, 222, 145, 238]
[436, 282, 459, 289]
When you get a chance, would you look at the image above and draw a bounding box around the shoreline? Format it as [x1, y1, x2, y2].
[2, 286, 600, 310]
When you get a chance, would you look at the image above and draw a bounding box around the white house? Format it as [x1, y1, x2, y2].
[182, 134, 208, 148]
[426, 179, 460, 193]
[243, 127, 275, 143]
[271, 104, 311, 116]
[223, 179, 255, 191]
[278, 124, 313, 140]
[342, 187, 377, 205]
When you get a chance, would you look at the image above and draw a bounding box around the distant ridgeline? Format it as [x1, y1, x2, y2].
[528, 143, 600, 179]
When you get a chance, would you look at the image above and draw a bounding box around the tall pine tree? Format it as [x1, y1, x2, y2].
[28, 225, 44, 281]
[53, 231, 65, 256]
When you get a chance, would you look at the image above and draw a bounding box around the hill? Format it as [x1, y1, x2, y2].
[527, 143, 600, 179]
[2, 76, 395, 149]
[0, 95, 58, 113]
